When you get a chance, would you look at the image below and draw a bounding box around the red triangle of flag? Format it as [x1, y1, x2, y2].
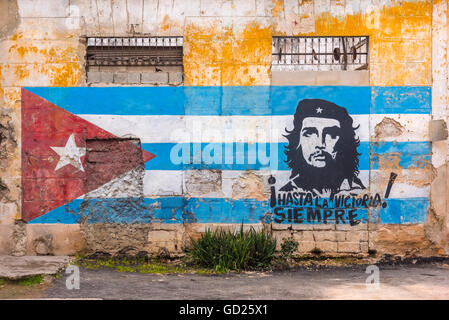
[21, 89, 155, 222]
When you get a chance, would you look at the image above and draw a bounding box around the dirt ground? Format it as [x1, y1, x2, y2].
[0, 276, 53, 299]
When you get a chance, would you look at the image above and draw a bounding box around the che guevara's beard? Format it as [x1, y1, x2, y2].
[292, 151, 346, 194]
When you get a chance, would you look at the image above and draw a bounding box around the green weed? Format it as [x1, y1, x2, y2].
[16, 275, 44, 286]
[279, 237, 299, 265]
[115, 265, 136, 273]
[186, 224, 277, 272]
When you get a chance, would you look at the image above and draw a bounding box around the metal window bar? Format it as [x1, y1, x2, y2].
[272, 36, 369, 70]
[86, 36, 183, 67]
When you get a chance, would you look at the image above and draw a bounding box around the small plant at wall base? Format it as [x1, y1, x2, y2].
[186, 225, 277, 272]
[279, 237, 299, 266]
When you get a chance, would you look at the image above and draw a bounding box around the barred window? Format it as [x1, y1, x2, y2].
[85, 36, 183, 85]
[272, 36, 369, 71]
[86, 36, 183, 67]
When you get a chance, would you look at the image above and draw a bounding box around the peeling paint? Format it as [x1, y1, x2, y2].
[231, 171, 268, 201]
[272, 0, 284, 17]
[184, 21, 272, 86]
[182, 1, 432, 86]
[46, 63, 82, 86]
[0, 113, 17, 160]
[185, 170, 223, 197]
[375, 117, 405, 139]
[277, 1, 432, 86]
[371, 224, 443, 256]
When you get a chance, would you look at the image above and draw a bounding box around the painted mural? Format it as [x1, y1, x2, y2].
[281, 98, 365, 196]
[21, 86, 430, 225]
[269, 98, 398, 225]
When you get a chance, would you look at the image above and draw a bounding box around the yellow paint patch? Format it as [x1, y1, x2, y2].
[221, 64, 270, 86]
[0, 61, 81, 87]
[9, 44, 31, 56]
[8, 43, 79, 64]
[1, 88, 21, 109]
[272, 0, 284, 17]
[2, 37, 82, 87]
[183, 0, 430, 86]
[10, 33, 23, 41]
[184, 22, 272, 86]
[293, 1, 432, 86]
[44, 63, 82, 87]
[160, 15, 171, 32]
[14, 65, 30, 80]
[184, 63, 221, 86]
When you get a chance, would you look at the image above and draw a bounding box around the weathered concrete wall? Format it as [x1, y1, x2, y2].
[0, 0, 447, 258]
[428, 0, 449, 255]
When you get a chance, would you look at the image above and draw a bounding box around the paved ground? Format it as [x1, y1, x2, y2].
[43, 263, 449, 300]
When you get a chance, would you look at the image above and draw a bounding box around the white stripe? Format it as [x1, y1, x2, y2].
[78, 114, 430, 143]
[83, 169, 430, 199]
[369, 114, 430, 142]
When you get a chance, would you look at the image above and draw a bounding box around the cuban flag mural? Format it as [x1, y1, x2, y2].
[22, 86, 431, 225]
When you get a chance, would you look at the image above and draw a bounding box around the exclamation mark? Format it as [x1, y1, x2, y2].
[268, 176, 276, 208]
[382, 172, 398, 208]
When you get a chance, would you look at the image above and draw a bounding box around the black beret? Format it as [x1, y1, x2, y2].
[293, 99, 352, 127]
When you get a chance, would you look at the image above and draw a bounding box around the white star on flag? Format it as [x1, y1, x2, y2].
[316, 107, 323, 113]
[50, 133, 86, 172]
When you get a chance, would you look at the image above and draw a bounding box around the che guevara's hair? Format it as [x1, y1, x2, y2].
[284, 99, 365, 192]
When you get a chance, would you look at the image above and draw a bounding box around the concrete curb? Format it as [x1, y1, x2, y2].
[0, 256, 72, 280]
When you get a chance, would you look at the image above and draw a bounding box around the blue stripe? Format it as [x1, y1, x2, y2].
[143, 141, 430, 171]
[25, 86, 431, 116]
[371, 86, 431, 114]
[270, 86, 370, 115]
[274, 197, 429, 225]
[26, 87, 186, 115]
[370, 142, 430, 170]
[29, 197, 428, 224]
[378, 198, 429, 224]
[371, 141, 430, 154]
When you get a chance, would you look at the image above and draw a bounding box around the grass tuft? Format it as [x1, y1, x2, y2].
[74, 256, 219, 275]
[16, 275, 44, 286]
[186, 224, 277, 272]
